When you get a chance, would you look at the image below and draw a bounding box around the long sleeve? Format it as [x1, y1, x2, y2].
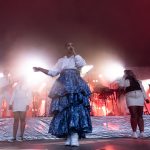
[48, 58, 62, 77]
[48, 55, 86, 76]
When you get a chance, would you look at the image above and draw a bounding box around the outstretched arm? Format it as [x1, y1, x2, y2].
[33, 58, 62, 77]
[33, 67, 49, 75]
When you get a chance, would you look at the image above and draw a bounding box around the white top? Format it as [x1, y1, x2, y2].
[117, 77, 147, 106]
[48, 55, 86, 77]
[9, 84, 32, 112]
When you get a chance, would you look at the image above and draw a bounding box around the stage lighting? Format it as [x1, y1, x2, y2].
[99, 74, 103, 78]
[141, 79, 150, 91]
[101, 62, 124, 82]
[0, 73, 3, 78]
[81, 65, 93, 77]
[15, 56, 50, 87]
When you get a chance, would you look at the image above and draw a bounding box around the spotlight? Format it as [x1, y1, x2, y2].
[101, 62, 124, 81]
[81, 65, 93, 77]
[14, 56, 50, 87]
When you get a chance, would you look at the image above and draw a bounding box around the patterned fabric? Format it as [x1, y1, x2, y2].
[48, 69, 92, 138]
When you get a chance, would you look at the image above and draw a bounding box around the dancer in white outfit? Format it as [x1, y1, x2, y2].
[9, 78, 32, 141]
[118, 70, 149, 138]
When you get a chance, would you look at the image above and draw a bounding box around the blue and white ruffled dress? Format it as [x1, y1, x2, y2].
[48, 69, 92, 138]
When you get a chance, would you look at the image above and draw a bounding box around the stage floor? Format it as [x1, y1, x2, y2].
[0, 138, 150, 150]
[0, 115, 150, 141]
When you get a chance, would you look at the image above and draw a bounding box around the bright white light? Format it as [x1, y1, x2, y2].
[0, 73, 11, 78]
[15, 56, 50, 87]
[101, 62, 124, 81]
[0, 73, 3, 78]
[142, 79, 150, 91]
[102, 106, 107, 116]
[99, 74, 103, 78]
[38, 82, 46, 93]
[93, 79, 98, 83]
[39, 99, 46, 116]
[81, 65, 93, 77]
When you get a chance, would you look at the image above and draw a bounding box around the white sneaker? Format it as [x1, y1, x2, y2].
[8, 138, 16, 142]
[71, 133, 79, 147]
[132, 132, 138, 139]
[65, 136, 71, 146]
[139, 132, 145, 138]
[17, 136, 24, 142]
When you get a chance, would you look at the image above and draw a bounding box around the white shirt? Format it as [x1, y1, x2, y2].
[10, 84, 32, 112]
[48, 55, 86, 77]
[117, 77, 147, 106]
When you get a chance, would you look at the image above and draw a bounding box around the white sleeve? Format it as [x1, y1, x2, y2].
[74, 55, 86, 68]
[48, 58, 62, 77]
[139, 81, 148, 99]
[116, 78, 130, 88]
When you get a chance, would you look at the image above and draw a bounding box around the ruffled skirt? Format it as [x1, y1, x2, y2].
[48, 69, 92, 137]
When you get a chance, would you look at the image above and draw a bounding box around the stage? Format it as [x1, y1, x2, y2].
[1, 115, 150, 141]
[1, 138, 150, 150]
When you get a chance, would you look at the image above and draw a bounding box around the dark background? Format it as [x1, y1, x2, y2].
[0, 0, 150, 69]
